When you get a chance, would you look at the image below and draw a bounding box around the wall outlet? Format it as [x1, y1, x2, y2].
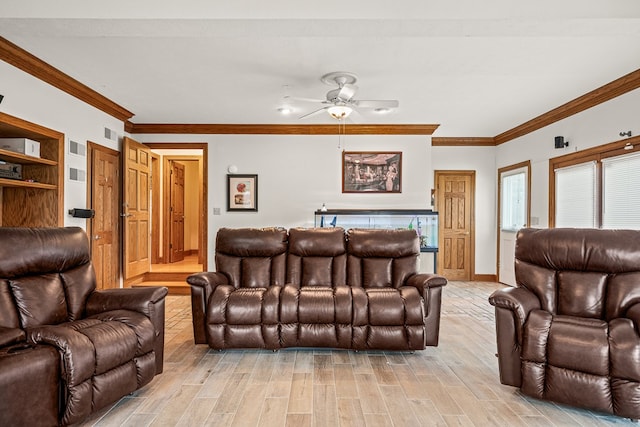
[213, 207, 221, 215]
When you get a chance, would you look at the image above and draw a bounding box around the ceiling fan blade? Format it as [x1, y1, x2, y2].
[345, 108, 364, 124]
[285, 95, 327, 104]
[337, 84, 358, 102]
[299, 106, 329, 120]
[353, 99, 399, 109]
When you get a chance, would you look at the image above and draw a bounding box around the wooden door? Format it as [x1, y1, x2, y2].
[435, 171, 475, 280]
[170, 161, 185, 263]
[123, 137, 151, 279]
[89, 144, 120, 289]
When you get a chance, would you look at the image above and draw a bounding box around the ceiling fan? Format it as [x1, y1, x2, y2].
[288, 72, 399, 121]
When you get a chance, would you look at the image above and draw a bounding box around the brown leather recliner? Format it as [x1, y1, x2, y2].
[188, 227, 447, 351]
[0, 227, 168, 426]
[489, 228, 640, 419]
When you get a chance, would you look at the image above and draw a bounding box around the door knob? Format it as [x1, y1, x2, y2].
[94, 235, 101, 240]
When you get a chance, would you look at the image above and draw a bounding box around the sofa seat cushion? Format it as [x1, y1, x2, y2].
[521, 310, 613, 414]
[355, 287, 425, 350]
[280, 285, 353, 348]
[205, 285, 280, 349]
[88, 310, 156, 357]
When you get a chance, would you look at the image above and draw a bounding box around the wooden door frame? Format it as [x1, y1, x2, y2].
[150, 153, 161, 264]
[496, 160, 531, 284]
[434, 170, 476, 280]
[87, 141, 121, 286]
[144, 143, 208, 271]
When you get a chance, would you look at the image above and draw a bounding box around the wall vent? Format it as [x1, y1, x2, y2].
[69, 140, 86, 157]
[69, 167, 86, 182]
[104, 127, 118, 141]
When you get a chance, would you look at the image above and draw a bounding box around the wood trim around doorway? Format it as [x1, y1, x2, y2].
[144, 142, 208, 271]
[434, 170, 476, 281]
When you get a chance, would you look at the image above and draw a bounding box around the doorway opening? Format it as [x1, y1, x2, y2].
[143, 143, 208, 292]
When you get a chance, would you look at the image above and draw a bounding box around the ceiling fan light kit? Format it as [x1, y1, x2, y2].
[327, 105, 353, 120]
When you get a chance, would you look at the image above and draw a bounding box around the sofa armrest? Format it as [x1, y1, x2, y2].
[404, 273, 447, 346]
[489, 287, 540, 328]
[626, 303, 640, 329]
[187, 272, 230, 345]
[187, 272, 229, 292]
[0, 327, 25, 347]
[488, 286, 541, 387]
[86, 287, 168, 318]
[406, 273, 448, 290]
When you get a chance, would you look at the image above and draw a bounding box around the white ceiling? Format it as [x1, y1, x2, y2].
[1, 1, 640, 136]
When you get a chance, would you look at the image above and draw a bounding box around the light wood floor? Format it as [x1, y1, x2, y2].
[79, 281, 637, 426]
[151, 255, 203, 273]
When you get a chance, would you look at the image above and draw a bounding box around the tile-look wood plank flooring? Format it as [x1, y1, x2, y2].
[79, 282, 637, 426]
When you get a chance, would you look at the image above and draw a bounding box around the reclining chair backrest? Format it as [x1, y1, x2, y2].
[347, 228, 419, 289]
[215, 227, 288, 288]
[286, 227, 347, 287]
[0, 227, 96, 328]
[515, 227, 640, 321]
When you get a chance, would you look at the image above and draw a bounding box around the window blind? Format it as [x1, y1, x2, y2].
[602, 152, 640, 230]
[555, 161, 597, 228]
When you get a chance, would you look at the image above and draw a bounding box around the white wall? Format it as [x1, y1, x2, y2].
[5, 56, 638, 277]
[136, 133, 433, 269]
[431, 146, 497, 275]
[0, 61, 124, 229]
[496, 88, 640, 228]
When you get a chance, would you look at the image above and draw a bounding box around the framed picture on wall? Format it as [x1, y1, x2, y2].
[227, 174, 258, 211]
[342, 151, 402, 193]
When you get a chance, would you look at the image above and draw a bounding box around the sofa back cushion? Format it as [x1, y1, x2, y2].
[515, 228, 640, 320]
[286, 227, 347, 287]
[0, 280, 20, 328]
[10, 274, 68, 328]
[347, 229, 419, 289]
[215, 227, 287, 288]
[0, 227, 96, 327]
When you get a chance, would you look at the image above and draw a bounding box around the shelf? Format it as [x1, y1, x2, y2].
[0, 148, 57, 166]
[0, 177, 57, 190]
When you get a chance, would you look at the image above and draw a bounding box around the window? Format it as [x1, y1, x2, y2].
[555, 162, 597, 228]
[602, 152, 640, 229]
[551, 138, 640, 229]
[501, 171, 526, 231]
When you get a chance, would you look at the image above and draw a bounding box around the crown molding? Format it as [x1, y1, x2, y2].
[494, 68, 640, 145]
[127, 123, 440, 135]
[0, 36, 134, 122]
[431, 137, 495, 147]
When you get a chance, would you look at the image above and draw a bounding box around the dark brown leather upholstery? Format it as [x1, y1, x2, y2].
[0, 227, 168, 426]
[489, 228, 640, 419]
[188, 227, 447, 351]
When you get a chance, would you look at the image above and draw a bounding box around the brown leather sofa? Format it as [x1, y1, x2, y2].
[188, 227, 447, 351]
[489, 228, 640, 419]
[0, 227, 168, 426]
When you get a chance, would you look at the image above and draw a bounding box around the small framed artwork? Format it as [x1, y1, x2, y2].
[342, 151, 402, 193]
[227, 174, 258, 211]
